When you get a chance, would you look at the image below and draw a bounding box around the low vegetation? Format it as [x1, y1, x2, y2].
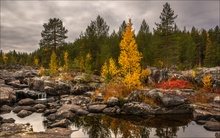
[156, 78, 192, 89]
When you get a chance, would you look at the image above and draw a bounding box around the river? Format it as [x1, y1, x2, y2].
[0, 112, 218, 138]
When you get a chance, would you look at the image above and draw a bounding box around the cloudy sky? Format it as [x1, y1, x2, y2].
[1, 0, 219, 53]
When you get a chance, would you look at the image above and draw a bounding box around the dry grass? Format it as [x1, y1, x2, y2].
[192, 91, 214, 104]
[95, 83, 131, 101]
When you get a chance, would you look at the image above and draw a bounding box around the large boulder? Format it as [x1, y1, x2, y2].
[159, 94, 188, 107]
[17, 110, 33, 118]
[8, 80, 28, 89]
[28, 77, 44, 92]
[57, 104, 81, 113]
[121, 102, 153, 115]
[49, 119, 71, 128]
[106, 97, 119, 107]
[44, 80, 71, 96]
[33, 104, 46, 113]
[18, 98, 35, 106]
[0, 105, 13, 113]
[103, 107, 118, 114]
[76, 109, 89, 116]
[71, 84, 94, 95]
[1, 118, 15, 123]
[88, 104, 107, 113]
[148, 69, 168, 84]
[0, 80, 16, 105]
[13, 106, 33, 113]
[204, 121, 220, 131]
[15, 88, 44, 101]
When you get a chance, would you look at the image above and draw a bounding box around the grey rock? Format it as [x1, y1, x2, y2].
[122, 102, 153, 115]
[71, 84, 94, 95]
[44, 109, 57, 116]
[15, 88, 42, 100]
[13, 106, 33, 113]
[58, 104, 81, 113]
[88, 104, 107, 113]
[0, 82, 15, 104]
[49, 119, 70, 128]
[103, 107, 117, 114]
[29, 77, 44, 91]
[204, 121, 220, 131]
[0, 105, 13, 113]
[159, 94, 187, 107]
[47, 114, 57, 121]
[1, 118, 15, 123]
[76, 109, 89, 116]
[156, 104, 193, 114]
[106, 97, 118, 106]
[8, 80, 28, 89]
[34, 104, 46, 111]
[56, 110, 74, 120]
[18, 98, 35, 105]
[17, 110, 32, 118]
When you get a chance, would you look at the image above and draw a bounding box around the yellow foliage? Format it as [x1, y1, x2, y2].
[63, 51, 69, 71]
[39, 66, 44, 76]
[140, 68, 151, 84]
[85, 53, 92, 73]
[192, 70, 197, 78]
[49, 51, 57, 75]
[202, 74, 212, 88]
[2, 53, 8, 63]
[74, 53, 91, 73]
[101, 58, 119, 81]
[95, 83, 130, 101]
[34, 57, 39, 67]
[118, 19, 142, 89]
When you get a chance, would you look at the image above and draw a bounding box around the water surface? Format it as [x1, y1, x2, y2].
[1, 112, 218, 138]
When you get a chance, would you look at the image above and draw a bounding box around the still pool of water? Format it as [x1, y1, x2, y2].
[1, 112, 219, 138]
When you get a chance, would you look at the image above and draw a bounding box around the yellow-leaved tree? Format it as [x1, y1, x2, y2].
[49, 51, 57, 75]
[34, 57, 39, 67]
[63, 51, 69, 71]
[101, 58, 118, 82]
[118, 19, 142, 89]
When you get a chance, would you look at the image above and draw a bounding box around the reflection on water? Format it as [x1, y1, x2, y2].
[1, 112, 217, 138]
[0, 111, 46, 132]
[70, 114, 217, 138]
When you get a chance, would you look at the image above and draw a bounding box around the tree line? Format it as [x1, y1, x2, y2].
[0, 2, 219, 72]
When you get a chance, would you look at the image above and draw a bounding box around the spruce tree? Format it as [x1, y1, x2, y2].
[154, 2, 178, 67]
[204, 34, 218, 67]
[136, 19, 152, 68]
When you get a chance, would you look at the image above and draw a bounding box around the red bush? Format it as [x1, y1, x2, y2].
[156, 79, 192, 89]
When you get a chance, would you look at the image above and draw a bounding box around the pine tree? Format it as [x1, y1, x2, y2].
[154, 2, 178, 67]
[118, 19, 142, 89]
[39, 18, 68, 51]
[49, 51, 57, 75]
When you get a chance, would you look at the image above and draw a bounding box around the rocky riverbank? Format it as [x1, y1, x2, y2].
[1, 66, 220, 137]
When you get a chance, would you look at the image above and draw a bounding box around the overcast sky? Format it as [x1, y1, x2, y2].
[1, 0, 219, 53]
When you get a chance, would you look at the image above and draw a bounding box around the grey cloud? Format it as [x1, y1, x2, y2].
[1, 1, 219, 53]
